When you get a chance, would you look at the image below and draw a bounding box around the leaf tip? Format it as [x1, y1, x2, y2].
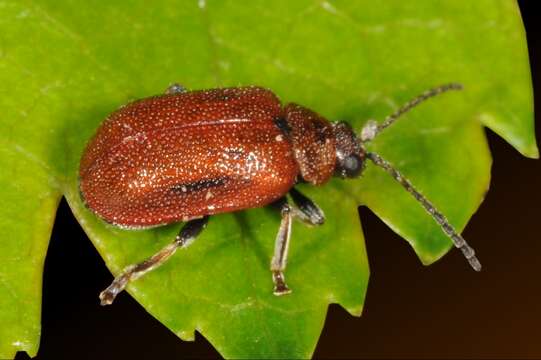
[478, 112, 539, 160]
[417, 243, 453, 267]
[176, 329, 196, 342]
[522, 145, 540, 159]
[344, 303, 364, 317]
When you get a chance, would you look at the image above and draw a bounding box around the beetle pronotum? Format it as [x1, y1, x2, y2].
[78, 83, 480, 305]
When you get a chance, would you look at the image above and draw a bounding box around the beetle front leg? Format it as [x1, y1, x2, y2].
[99, 216, 209, 306]
[165, 83, 187, 94]
[270, 198, 293, 296]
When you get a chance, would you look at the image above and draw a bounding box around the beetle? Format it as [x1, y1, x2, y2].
[79, 83, 481, 306]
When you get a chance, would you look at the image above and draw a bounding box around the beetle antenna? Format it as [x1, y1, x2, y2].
[366, 151, 481, 272]
[360, 83, 463, 142]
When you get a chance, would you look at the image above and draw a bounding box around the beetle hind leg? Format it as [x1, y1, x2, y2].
[99, 216, 209, 306]
[165, 83, 187, 94]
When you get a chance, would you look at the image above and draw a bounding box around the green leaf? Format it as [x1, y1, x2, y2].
[0, 0, 535, 358]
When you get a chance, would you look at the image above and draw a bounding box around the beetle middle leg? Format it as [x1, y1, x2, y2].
[99, 216, 209, 306]
[270, 189, 324, 296]
[165, 83, 187, 94]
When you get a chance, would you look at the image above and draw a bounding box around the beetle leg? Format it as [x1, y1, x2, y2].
[270, 198, 293, 296]
[99, 216, 209, 306]
[289, 187, 325, 226]
[165, 83, 187, 94]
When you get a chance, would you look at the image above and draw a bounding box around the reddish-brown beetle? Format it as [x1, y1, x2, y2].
[79, 83, 481, 305]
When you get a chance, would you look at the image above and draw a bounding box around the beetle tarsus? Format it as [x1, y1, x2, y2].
[99, 266, 135, 305]
[272, 271, 292, 296]
[100, 281, 124, 306]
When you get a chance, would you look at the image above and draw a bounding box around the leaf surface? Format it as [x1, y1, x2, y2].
[0, 0, 534, 358]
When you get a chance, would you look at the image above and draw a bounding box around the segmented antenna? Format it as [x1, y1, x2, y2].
[359, 83, 480, 271]
[366, 152, 481, 271]
[360, 83, 481, 271]
[361, 83, 463, 142]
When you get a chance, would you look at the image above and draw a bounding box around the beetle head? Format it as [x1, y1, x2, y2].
[332, 122, 366, 179]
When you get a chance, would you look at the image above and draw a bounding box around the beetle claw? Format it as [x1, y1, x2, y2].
[273, 286, 292, 296]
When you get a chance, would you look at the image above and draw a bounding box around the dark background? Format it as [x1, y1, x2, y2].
[15, 1, 540, 359]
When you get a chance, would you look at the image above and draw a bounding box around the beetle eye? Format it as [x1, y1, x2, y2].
[339, 154, 364, 178]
